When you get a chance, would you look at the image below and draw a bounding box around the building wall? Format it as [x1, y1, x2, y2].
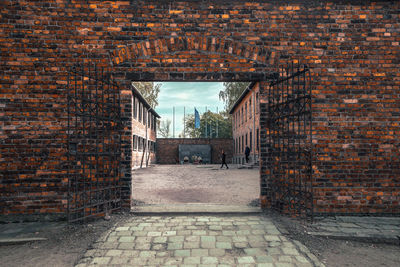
[131, 94, 157, 169]
[231, 83, 261, 165]
[0, 0, 399, 218]
[156, 139, 233, 165]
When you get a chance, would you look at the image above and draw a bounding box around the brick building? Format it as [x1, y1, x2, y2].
[1, 1, 399, 220]
[230, 82, 260, 165]
[131, 85, 160, 169]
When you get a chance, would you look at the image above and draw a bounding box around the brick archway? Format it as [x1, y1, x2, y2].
[111, 36, 275, 66]
[110, 37, 277, 209]
[109, 36, 278, 82]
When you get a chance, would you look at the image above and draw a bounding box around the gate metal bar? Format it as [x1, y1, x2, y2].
[266, 63, 313, 219]
[67, 63, 122, 223]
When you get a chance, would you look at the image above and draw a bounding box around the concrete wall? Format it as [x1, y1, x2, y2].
[156, 139, 234, 165]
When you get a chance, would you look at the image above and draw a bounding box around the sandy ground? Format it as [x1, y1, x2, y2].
[131, 164, 260, 206]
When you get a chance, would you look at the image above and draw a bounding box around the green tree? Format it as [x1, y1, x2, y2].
[132, 82, 161, 109]
[185, 111, 232, 138]
[158, 119, 171, 138]
[219, 82, 249, 112]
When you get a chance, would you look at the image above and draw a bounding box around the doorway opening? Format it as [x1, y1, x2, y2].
[129, 82, 261, 209]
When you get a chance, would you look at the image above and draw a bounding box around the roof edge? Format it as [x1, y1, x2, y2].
[228, 81, 257, 114]
[131, 84, 161, 118]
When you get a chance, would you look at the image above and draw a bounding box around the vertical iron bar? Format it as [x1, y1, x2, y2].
[288, 62, 291, 214]
[74, 65, 78, 222]
[117, 78, 122, 208]
[101, 66, 105, 215]
[296, 63, 300, 216]
[67, 67, 71, 222]
[88, 62, 92, 218]
[81, 64, 86, 220]
[112, 81, 116, 210]
[95, 63, 99, 215]
[305, 65, 309, 217]
[268, 80, 271, 206]
[309, 67, 313, 220]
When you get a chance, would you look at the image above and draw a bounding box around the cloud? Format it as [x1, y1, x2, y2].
[155, 82, 225, 135]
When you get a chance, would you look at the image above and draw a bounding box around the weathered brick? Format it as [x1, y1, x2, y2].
[0, 0, 399, 220]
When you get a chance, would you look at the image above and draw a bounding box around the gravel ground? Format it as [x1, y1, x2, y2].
[132, 164, 260, 206]
[0, 213, 128, 267]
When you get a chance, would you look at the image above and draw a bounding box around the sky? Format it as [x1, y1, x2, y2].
[155, 82, 225, 137]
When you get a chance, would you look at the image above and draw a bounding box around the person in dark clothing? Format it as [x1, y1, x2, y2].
[220, 149, 229, 169]
[245, 146, 250, 163]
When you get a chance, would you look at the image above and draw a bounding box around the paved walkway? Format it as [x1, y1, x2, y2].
[76, 215, 323, 267]
[308, 216, 400, 244]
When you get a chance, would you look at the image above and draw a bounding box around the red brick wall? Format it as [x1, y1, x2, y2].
[0, 1, 399, 219]
[156, 138, 233, 165]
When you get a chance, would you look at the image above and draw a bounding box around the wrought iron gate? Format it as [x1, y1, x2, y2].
[67, 63, 122, 222]
[266, 63, 313, 219]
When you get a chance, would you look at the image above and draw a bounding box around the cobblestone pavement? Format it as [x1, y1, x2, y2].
[76, 215, 324, 267]
[307, 216, 400, 243]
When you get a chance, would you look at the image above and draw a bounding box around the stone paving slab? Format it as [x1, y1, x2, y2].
[308, 216, 400, 244]
[76, 215, 324, 267]
[132, 204, 261, 215]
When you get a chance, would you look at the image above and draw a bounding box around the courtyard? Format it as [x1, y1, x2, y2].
[132, 164, 260, 207]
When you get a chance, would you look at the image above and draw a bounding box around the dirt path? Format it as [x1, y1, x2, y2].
[270, 211, 400, 267]
[0, 214, 127, 267]
[132, 164, 260, 206]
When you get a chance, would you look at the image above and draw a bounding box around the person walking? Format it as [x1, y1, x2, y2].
[220, 149, 229, 169]
[245, 146, 250, 163]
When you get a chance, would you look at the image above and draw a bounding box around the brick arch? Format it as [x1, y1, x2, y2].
[110, 36, 275, 67]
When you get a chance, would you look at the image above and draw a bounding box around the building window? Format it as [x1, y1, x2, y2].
[256, 92, 259, 114]
[138, 103, 142, 122]
[256, 128, 259, 151]
[133, 135, 137, 151]
[236, 112, 238, 128]
[241, 107, 243, 125]
[250, 131, 252, 150]
[245, 133, 248, 146]
[148, 113, 151, 129]
[133, 97, 137, 119]
[245, 102, 247, 122]
[241, 135, 244, 152]
[249, 98, 252, 119]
